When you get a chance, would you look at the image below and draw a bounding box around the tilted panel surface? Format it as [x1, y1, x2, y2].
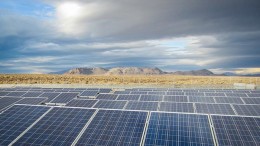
[144, 112, 214, 146]
[76, 110, 147, 146]
[0, 105, 50, 145]
[14, 107, 96, 146]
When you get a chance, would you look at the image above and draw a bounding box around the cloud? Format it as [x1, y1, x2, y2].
[0, 0, 260, 73]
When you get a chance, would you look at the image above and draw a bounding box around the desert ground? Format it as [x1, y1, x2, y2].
[0, 74, 259, 87]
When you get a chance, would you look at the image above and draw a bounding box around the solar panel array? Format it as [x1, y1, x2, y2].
[0, 87, 259, 146]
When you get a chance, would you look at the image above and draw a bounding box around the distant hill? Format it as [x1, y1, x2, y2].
[60, 67, 218, 76]
[64, 67, 108, 75]
[172, 69, 215, 76]
[50, 67, 260, 76]
[64, 67, 164, 75]
[106, 67, 165, 75]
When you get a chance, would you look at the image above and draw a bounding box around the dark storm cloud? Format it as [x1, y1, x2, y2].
[0, 0, 260, 73]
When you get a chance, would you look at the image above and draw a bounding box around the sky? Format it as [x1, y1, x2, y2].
[0, 0, 260, 74]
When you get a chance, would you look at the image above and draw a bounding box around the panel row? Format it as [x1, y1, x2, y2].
[1, 105, 259, 146]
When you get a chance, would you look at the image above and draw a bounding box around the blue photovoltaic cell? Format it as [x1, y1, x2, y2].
[159, 102, 194, 113]
[113, 91, 131, 94]
[242, 97, 260, 104]
[196, 103, 236, 115]
[96, 94, 118, 100]
[86, 88, 100, 90]
[205, 92, 226, 97]
[14, 107, 96, 146]
[116, 94, 140, 101]
[139, 95, 163, 101]
[166, 92, 185, 96]
[183, 89, 198, 92]
[22, 92, 43, 97]
[250, 90, 260, 93]
[50, 93, 79, 103]
[130, 91, 148, 95]
[80, 90, 98, 97]
[39, 92, 60, 102]
[163, 95, 188, 102]
[185, 92, 205, 96]
[212, 115, 260, 146]
[99, 88, 112, 93]
[94, 100, 127, 109]
[144, 112, 214, 146]
[0, 92, 10, 96]
[0, 97, 22, 111]
[225, 93, 248, 97]
[125, 101, 158, 111]
[16, 97, 47, 105]
[76, 110, 147, 146]
[188, 96, 215, 103]
[247, 93, 260, 97]
[233, 104, 260, 116]
[0, 105, 50, 145]
[6, 92, 27, 97]
[147, 91, 166, 95]
[66, 99, 98, 108]
[214, 97, 244, 104]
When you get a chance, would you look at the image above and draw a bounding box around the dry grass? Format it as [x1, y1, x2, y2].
[0, 74, 259, 86]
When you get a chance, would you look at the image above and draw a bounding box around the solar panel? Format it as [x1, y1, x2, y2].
[54, 90, 68, 92]
[114, 91, 131, 94]
[242, 97, 260, 104]
[225, 93, 248, 97]
[205, 92, 225, 97]
[0, 97, 22, 111]
[144, 112, 214, 146]
[0, 105, 50, 145]
[0, 92, 10, 96]
[14, 107, 96, 146]
[183, 89, 198, 92]
[195, 103, 236, 115]
[66, 99, 98, 108]
[86, 88, 100, 90]
[94, 100, 127, 109]
[163, 95, 188, 102]
[212, 115, 260, 146]
[130, 91, 148, 95]
[214, 97, 244, 104]
[50, 93, 79, 103]
[80, 90, 98, 97]
[233, 104, 260, 116]
[96, 94, 118, 100]
[189, 96, 215, 103]
[147, 91, 166, 95]
[185, 92, 205, 96]
[99, 88, 112, 93]
[233, 90, 251, 93]
[39, 92, 60, 102]
[125, 101, 158, 111]
[6, 92, 26, 97]
[166, 92, 185, 95]
[16, 97, 47, 105]
[75, 110, 147, 146]
[139, 95, 163, 101]
[250, 90, 260, 93]
[247, 93, 260, 97]
[21, 92, 43, 97]
[159, 102, 194, 113]
[116, 94, 140, 101]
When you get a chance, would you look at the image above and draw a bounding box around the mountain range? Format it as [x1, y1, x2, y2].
[49, 67, 260, 76]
